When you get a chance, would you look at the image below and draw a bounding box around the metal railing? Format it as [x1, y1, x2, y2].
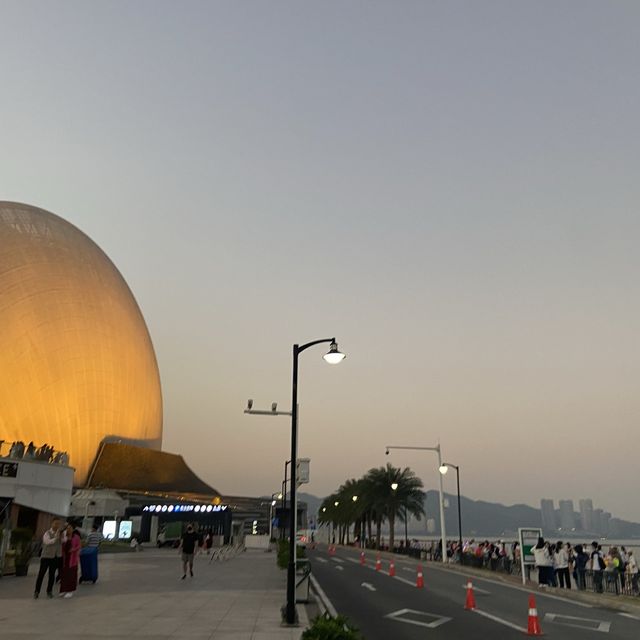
[208, 541, 246, 564]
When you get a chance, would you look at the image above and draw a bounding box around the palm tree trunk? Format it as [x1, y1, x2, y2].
[389, 513, 395, 551]
[375, 517, 382, 549]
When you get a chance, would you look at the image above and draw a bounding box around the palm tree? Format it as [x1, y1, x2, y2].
[365, 464, 425, 550]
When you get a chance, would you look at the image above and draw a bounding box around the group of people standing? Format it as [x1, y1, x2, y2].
[33, 517, 97, 599]
[532, 537, 639, 594]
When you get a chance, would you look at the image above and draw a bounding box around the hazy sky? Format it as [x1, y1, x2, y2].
[1, 1, 639, 521]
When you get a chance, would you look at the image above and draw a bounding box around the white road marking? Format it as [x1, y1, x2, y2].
[361, 582, 376, 591]
[310, 574, 338, 618]
[385, 609, 451, 629]
[393, 575, 418, 587]
[472, 609, 528, 633]
[619, 612, 640, 621]
[335, 565, 344, 571]
[462, 583, 491, 594]
[330, 557, 345, 563]
[423, 563, 593, 608]
[345, 557, 360, 564]
[316, 557, 328, 564]
[402, 567, 414, 573]
[544, 613, 611, 633]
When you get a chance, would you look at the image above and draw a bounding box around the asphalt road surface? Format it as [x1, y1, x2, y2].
[307, 545, 639, 640]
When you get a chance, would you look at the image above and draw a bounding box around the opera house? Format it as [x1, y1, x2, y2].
[0, 202, 281, 565]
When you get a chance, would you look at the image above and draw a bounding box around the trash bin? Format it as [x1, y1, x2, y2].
[295, 558, 311, 603]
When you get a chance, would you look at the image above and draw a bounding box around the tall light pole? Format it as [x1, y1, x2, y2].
[287, 338, 345, 625]
[386, 444, 447, 564]
[439, 462, 462, 564]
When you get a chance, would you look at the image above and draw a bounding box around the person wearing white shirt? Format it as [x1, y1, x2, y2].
[554, 541, 570, 589]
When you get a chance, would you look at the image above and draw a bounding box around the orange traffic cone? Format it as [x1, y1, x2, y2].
[375, 555, 382, 571]
[389, 560, 396, 577]
[416, 564, 424, 588]
[527, 594, 543, 636]
[360, 551, 365, 566]
[464, 580, 477, 610]
[328, 545, 335, 556]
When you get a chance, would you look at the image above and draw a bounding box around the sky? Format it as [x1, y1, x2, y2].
[1, 1, 639, 521]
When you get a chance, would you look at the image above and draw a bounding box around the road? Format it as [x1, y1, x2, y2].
[307, 545, 639, 640]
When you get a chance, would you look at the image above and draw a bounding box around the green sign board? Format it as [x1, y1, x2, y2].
[518, 527, 542, 585]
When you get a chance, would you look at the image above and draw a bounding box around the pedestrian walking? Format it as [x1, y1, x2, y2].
[60, 524, 82, 597]
[34, 517, 63, 599]
[179, 524, 200, 580]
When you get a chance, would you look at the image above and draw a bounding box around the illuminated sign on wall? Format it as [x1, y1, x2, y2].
[142, 504, 228, 513]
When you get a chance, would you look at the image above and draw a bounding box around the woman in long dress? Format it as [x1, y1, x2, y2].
[60, 524, 82, 598]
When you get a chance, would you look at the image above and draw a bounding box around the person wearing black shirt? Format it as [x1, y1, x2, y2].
[179, 525, 200, 580]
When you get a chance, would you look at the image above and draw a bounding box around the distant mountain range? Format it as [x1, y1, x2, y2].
[298, 491, 640, 539]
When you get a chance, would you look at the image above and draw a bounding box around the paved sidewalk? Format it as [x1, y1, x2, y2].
[0, 548, 308, 640]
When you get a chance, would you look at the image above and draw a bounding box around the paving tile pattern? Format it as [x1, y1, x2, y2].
[0, 548, 307, 640]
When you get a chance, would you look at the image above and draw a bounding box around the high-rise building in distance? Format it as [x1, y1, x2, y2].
[579, 499, 594, 531]
[540, 499, 557, 531]
[558, 500, 575, 531]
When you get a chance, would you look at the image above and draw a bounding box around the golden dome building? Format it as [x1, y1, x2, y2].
[0, 201, 162, 485]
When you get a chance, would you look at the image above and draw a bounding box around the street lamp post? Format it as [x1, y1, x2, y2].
[386, 444, 448, 564]
[439, 462, 462, 563]
[285, 338, 345, 625]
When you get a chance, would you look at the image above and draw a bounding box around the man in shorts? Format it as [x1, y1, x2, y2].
[179, 524, 200, 579]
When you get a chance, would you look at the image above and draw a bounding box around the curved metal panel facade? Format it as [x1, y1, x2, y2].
[0, 201, 162, 484]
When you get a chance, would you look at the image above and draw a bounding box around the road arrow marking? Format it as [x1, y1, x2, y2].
[335, 565, 344, 571]
[361, 582, 376, 591]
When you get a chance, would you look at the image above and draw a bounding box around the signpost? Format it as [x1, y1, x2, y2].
[518, 527, 542, 585]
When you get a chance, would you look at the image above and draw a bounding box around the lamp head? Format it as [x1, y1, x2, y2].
[439, 464, 449, 475]
[271, 500, 276, 506]
[271, 402, 277, 412]
[352, 495, 358, 502]
[391, 482, 399, 491]
[247, 399, 253, 410]
[334, 501, 339, 507]
[323, 340, 346, 364]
